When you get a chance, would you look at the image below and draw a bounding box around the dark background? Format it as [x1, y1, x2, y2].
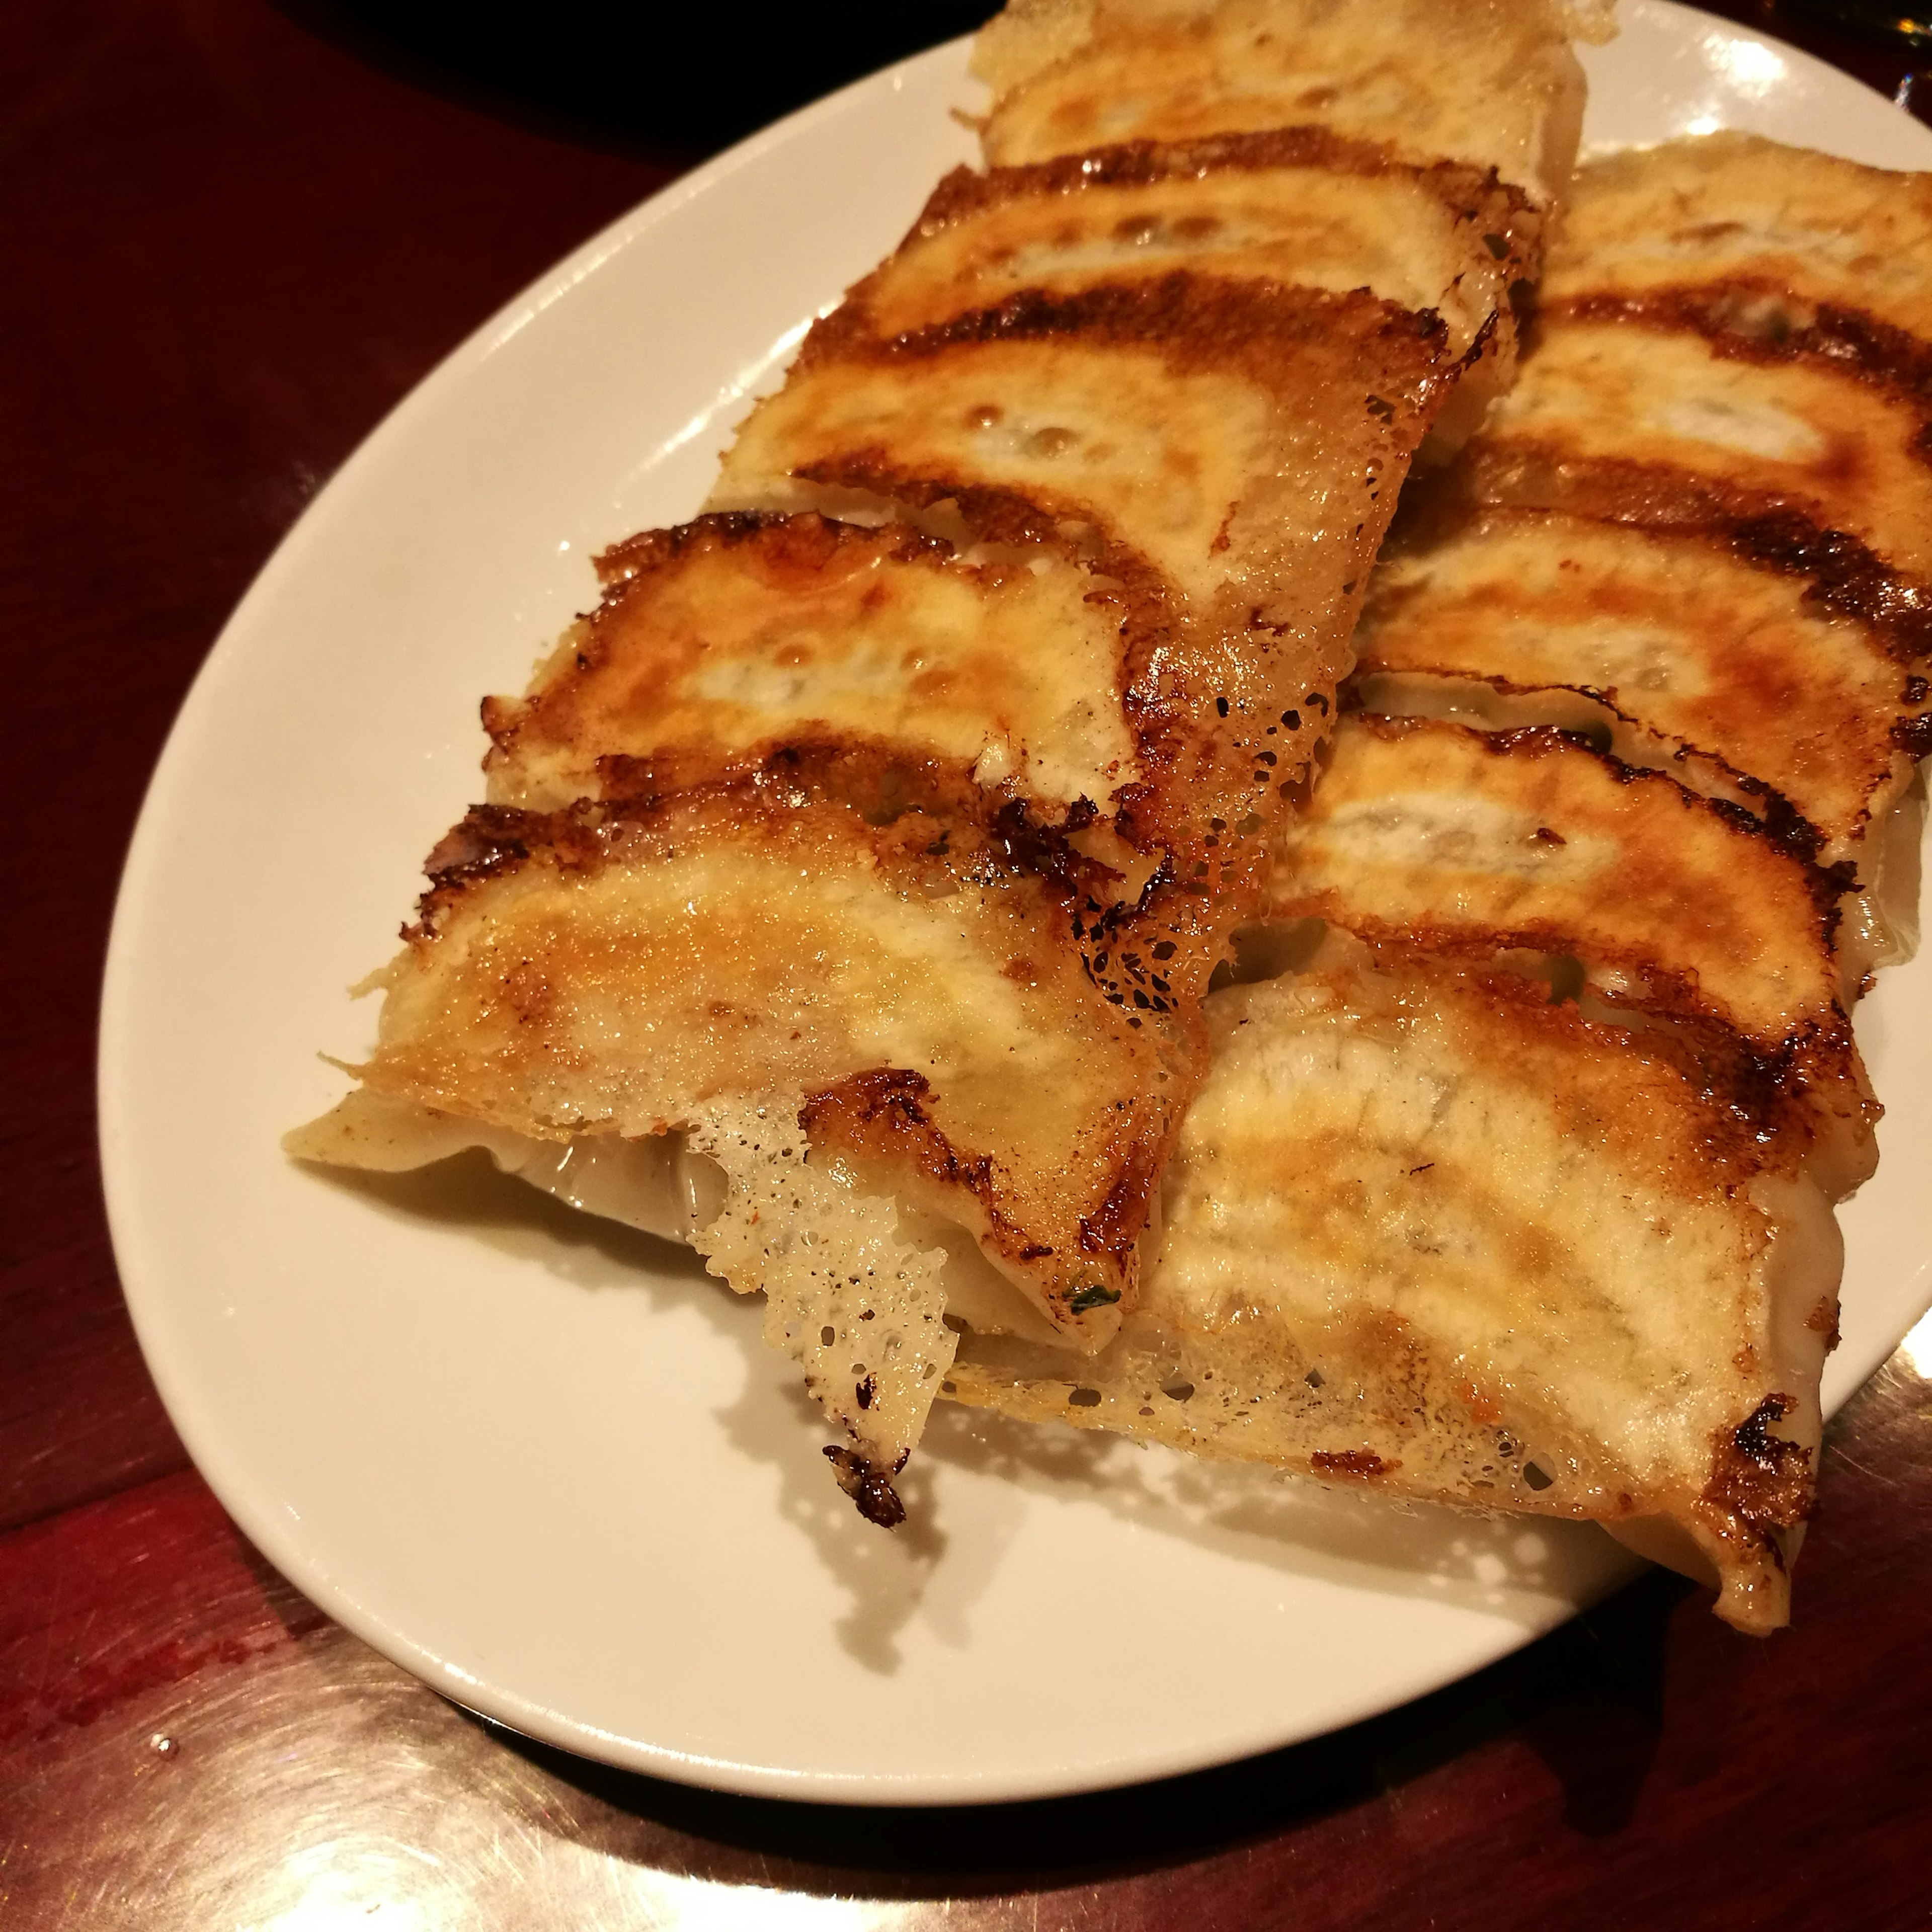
[282, 2, 1004, 154]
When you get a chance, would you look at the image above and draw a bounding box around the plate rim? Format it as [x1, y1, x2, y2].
[96, 4, 1932, 1806]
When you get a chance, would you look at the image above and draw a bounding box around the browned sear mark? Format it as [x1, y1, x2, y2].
[822, 1446, 906, 1528]
[1311, 1448, 1397, 1477]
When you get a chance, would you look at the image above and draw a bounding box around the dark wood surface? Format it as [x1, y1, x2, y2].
[5, 0, 1931, 1923]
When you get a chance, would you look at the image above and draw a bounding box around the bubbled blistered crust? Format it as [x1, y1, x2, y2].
[355, 771, 1217, 1346]
[1267, 713, 1878, 1171]
[970, 0, 1608, 207]
[1081, 132, 1932, 1627]
[852, 129, 1540, 364]
[1353, 502, 1932, 870]
[1468, 320, 1932, 583]
[480, 513, 1144, 829]
[716, 273, 1463, 870]
[689, 1099, 957, 1521]
[297, 0, 1597, 1520]
[944, 958, 1835, 1633]
[1542, 130, 1932, 348]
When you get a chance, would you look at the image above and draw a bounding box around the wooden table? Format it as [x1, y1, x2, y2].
[6, 1, 1931, 1922]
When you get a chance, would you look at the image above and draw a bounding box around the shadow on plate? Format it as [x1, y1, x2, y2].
[310, 1154, 958, 1672]
[314, 1150, 1639, 1695]
[465, 1563, 1687, 1889]
[208, 1520, 1682, 1902]
[270, 1, 1000, 162]
[291, 1153, 1698, 1882]
[921, 1399, 1637, 1618]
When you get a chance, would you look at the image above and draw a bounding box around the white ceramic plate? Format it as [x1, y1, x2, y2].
[100, 1, 1932, 1804]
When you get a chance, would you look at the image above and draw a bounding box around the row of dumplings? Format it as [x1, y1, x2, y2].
[945, 133, 1932, 1632]
[293, 0, 1597, 1521]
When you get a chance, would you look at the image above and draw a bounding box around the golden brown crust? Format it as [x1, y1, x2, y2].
[945, 953, 1829, 1631]
[1550, 286, 1932, 417]
[374, 177, 1511, 1446]
[1268, 713, 1877, 1166]
[798, 1065, 1160, 1279]
[378, 773, 1213, 1336]
[1702, 1393, 1814, 1536]
[1354, 499, 1932, 885]
[480, 511, 1147, 834]
[848, 130, 1539, 363]
[300, 0, 1596, 1518]
[933, 130, 1916, 1621]
[588, 507, 943, 585]
[1545, 131, 1932, 349]
[1469, 320, 1932, 581]
[970, 0, 1601, 206]
[1453, 136, 1932, 661]
[723, 274, 1461, 882]
[916, 126, 1534, 226]
[799, 266, 1453, 391]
